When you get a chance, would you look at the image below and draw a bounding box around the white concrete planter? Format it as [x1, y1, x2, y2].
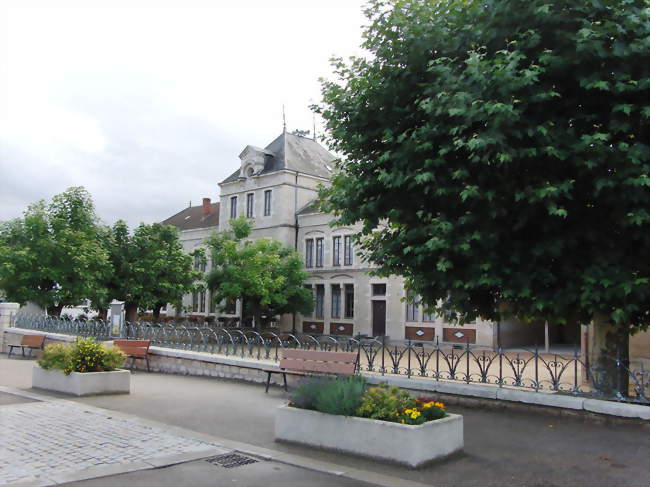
[275, 405, 463, 467]
[32, 365, 131, 396]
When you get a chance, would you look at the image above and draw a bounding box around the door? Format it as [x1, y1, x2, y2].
[372, 300, 386, 337]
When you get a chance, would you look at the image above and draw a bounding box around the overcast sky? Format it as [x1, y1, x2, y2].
[0, 0, 365, 227]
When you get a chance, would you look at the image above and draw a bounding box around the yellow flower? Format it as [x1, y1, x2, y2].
[404, 409, 412, 414]
[422, 402, 434, 409]
[410, 411, 421, 419]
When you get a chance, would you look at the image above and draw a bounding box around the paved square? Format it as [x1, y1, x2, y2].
[0, 400, 226, 486]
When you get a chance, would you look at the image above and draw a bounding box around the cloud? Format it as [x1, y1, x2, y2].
[0, 1, 365, 228]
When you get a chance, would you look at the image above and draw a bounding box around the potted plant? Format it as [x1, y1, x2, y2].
[275, 379, 463, 467]
[32, 337, 130, 396]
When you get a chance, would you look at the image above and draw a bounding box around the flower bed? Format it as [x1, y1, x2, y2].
[275, 377, 463, 467]
[32, 338, 130, 396]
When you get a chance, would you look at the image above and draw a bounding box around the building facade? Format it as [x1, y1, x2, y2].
[164, 131, 551, 349]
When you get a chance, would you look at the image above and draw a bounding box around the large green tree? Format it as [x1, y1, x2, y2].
[206, 217, 313, 329]
[0, 187, 110, 316]
[106, 221, 201, 323]
[318, 0, 650, 389]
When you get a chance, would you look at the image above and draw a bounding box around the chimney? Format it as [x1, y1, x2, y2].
[202, 198, 211, 216]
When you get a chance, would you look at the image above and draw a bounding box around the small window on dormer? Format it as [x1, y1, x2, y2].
[246, 167, 254, 177]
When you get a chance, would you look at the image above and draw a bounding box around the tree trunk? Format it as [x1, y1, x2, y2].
[124, 302, 139, 324]
[589, 313, 630, 398]
[96, 309, 108, 321]
[47, 304, 63, 317]
[152, 302, 165, 321]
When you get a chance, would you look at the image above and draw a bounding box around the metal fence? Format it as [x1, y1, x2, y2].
[12, 313, 649, 404]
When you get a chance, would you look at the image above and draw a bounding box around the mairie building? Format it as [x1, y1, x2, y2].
[163, 130, 573, 350]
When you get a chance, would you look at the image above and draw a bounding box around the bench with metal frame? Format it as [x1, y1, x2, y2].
[263, 349, 358, 393]
[8, 334, 46, 358]
[113, 339, 151, 372]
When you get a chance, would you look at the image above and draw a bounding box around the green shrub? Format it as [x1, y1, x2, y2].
[355, 383, 416, 422]
[37, 343, 71, 371]
[37, 338, 126, 375]
[291, 377, 327, 410]
[101, 345, 128, 371]
[291, 375, 366, 416]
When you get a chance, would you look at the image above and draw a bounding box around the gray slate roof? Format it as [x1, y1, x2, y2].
[162, 202, 220, 231]
[221, 132, 335, 184]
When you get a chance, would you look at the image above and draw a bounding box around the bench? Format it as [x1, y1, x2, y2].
[8, 335, 46, 358]
[263, 349, 358, 393]
[113, 339, 151, 372]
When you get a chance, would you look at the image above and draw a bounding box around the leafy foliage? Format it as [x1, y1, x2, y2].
[317, 0, 650, 336]
[290, 375, 366, 416]
[206, 217, 313, 326]
[0, 187, 110, 315]
[104, 221, 202, 322]
[38, 338, 125, 375]
[355, 383, 414, 422]
[37, 343, 71, 371]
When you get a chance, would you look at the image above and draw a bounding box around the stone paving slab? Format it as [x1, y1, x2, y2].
[0, 401, 229, 486]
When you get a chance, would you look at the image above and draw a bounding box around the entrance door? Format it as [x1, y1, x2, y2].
[372, 300, 386, 337]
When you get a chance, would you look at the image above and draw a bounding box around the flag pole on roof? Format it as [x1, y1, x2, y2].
[282, 105, 286, 133]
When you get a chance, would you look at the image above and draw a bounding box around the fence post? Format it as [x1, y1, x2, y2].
[0, 303, 20, 354]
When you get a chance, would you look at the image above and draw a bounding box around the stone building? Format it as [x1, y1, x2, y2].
[163, 130, 561, 349]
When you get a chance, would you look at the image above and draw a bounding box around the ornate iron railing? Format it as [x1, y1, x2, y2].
[12, 313, 649, 404]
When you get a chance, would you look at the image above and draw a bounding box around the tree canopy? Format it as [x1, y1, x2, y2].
[206, 217, 313, 327]
[318, 0, 650, 343]
[0, 187, 110, 315]
[105, 221, 201, 322]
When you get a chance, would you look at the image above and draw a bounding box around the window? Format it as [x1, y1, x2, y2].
[305, 239, 314, 268]
[264, 190, 272, 216]
[192, 292, 198, 312]
[332, 236, 341, 266]
[230, 196, 237, 219]
[344, 236, 353, 265]
[344, 284, 354, 319]
[315, 284, 325, 319]
[199, 291, 206, 313]
[194, 253, 206, 272]
[246, 193, 254, 218]
[423, 308, 435, 322]
[303, 284, 313, 317]
[406, 292, 420, 322]
[372, 284, 386, 296]
[315, 238, 324, 267]
[331, 284, 341, 319]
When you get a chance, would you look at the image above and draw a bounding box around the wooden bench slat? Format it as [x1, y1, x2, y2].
[21, 335, 45, 347]
[117, 348, 148, 357]
[282, 349, 357, 363]
[279, 358, 356, 375]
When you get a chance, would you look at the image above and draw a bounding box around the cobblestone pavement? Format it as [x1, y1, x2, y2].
[0, 400, 225, 486]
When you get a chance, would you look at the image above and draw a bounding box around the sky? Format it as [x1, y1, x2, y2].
[0, 0, 366, 227]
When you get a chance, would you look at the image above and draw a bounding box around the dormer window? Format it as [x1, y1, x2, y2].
[239, 145, 271, 178]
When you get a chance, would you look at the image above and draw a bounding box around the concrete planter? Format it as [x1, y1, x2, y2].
[32, 365, 131, 396]
[275, 405, 463, 467]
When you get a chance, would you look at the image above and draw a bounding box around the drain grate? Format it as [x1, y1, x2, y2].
[206, 453, 259, 469]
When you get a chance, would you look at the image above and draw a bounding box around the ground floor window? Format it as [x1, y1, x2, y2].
[315, 284, 325, 319]
[344, 284, 354, 319]
[331, 284, 341, 319]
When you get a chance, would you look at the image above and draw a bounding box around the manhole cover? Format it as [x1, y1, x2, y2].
[206, 453, 259, 469]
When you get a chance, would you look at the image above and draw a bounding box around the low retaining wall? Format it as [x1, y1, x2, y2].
[3, 328, 649, 422]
